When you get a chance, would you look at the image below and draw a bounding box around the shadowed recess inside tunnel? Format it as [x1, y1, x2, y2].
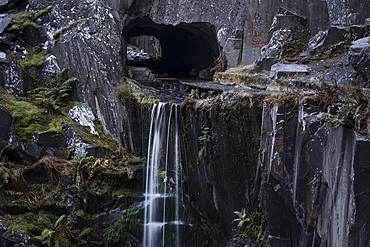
[122, 16, 220, 77]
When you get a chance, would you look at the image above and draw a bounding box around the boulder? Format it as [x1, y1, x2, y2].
[0, 51, 11, 64]
[307, 0, 330, 35]
[254, 28, 291, 72]
[65, 127, 90, 157]
[128, 66, 154, 84]
[253, 7, 311, 72]
[0, 220, 38, 247]
[270, 63, 310, 79]
[45, 147, 66, 159]
[300, 30, 328, 56]
[41, 54, 61, 80]
[0, 58, 25, 96]
[0, 16, 12, 34]
[223, 28, 243, 68]
[348, 37, 370, 80]
[25, 141, 46, 160]
[254, 7, 309, 72]
[32, 131, 58, 147]
[321, 26, 347, 48]
[86, 146, 114, 158]
[302, 26, 348, 55]
[68, 103, 98, 135]
[269, 7, 308, 40]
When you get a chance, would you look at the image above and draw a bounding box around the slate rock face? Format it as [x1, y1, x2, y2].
[259, 99, 370, 246]
[307, 0, 330, 35]
[28, 0, 127, 143]
[0, 104, 11, 141]
[0, 16, 12, 34]
[0, 58, 24, 96]
[254, 7, 309, 72]
[348, 37, 370, 80]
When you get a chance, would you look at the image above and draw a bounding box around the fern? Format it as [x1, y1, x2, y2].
[27, 68, 77, 116]
[34, 214, 75, 247]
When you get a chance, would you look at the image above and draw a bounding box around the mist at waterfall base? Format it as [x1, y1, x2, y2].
[142, 102, 193, 247]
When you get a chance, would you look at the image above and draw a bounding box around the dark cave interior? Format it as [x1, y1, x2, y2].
[123, 17, 219, 77]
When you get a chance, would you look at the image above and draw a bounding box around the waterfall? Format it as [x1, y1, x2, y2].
[143, 102, 185, 247]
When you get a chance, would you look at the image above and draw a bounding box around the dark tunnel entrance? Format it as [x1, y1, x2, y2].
[122, 17, 220, 77]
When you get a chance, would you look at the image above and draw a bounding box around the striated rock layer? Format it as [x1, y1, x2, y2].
[259, 100, 370, 246]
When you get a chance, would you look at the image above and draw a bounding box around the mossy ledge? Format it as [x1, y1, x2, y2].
[8, 6, 52, 31]
[53, 18, 87, 40]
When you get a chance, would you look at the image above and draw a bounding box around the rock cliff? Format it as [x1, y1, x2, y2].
[0, 0, 370, 246]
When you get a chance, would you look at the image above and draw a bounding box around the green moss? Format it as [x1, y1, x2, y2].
[9, 6, 52, 31]
[53, 18, 87, 40]
[28, 71, 43, 90]
[114, 78, 145, 99]
[15, 46, 48, 70]
[71, 117, 118, 152]
[1, 86, 75, 142]
[112, 187, 133, 198]
[74, 209, 85, 217]
[104, 202, 140, 246]
[0, 214, 37, 236]
[79, 227, 94, 238]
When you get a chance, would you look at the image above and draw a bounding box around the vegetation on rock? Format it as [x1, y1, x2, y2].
[233, 202, 266, 246]
[114, 78, 144, 99]
[53, 18, 87, 40]
[211, 54, 227, 73]
[264, 78, 370, 137]
[8, 6, 52, 31]
[104, 202, 140, 246]
[1, 86, 66, 142]
[27, 68, 77, 117]
[0, 68, 78, 141]
[12, 45, 48, 70]
[0, 144, 142, 246]
[321, 31, 358, 57]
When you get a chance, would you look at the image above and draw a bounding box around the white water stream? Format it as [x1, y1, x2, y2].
[143, 102, 183, 247]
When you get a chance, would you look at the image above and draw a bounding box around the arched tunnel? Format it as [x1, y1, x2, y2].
[122, 17, 220, 77]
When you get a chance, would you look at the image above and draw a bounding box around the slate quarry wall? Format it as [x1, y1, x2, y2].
[1, 0, 370, 246]
[2, 0, 366, 143]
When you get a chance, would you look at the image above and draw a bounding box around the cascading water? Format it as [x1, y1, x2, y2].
[143, 102, 189, 247]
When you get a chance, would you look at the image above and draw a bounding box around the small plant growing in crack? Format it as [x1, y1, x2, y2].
[197, 126, 215, 163]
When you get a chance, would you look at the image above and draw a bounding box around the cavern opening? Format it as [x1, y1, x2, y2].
[123, 17, 219, 78]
